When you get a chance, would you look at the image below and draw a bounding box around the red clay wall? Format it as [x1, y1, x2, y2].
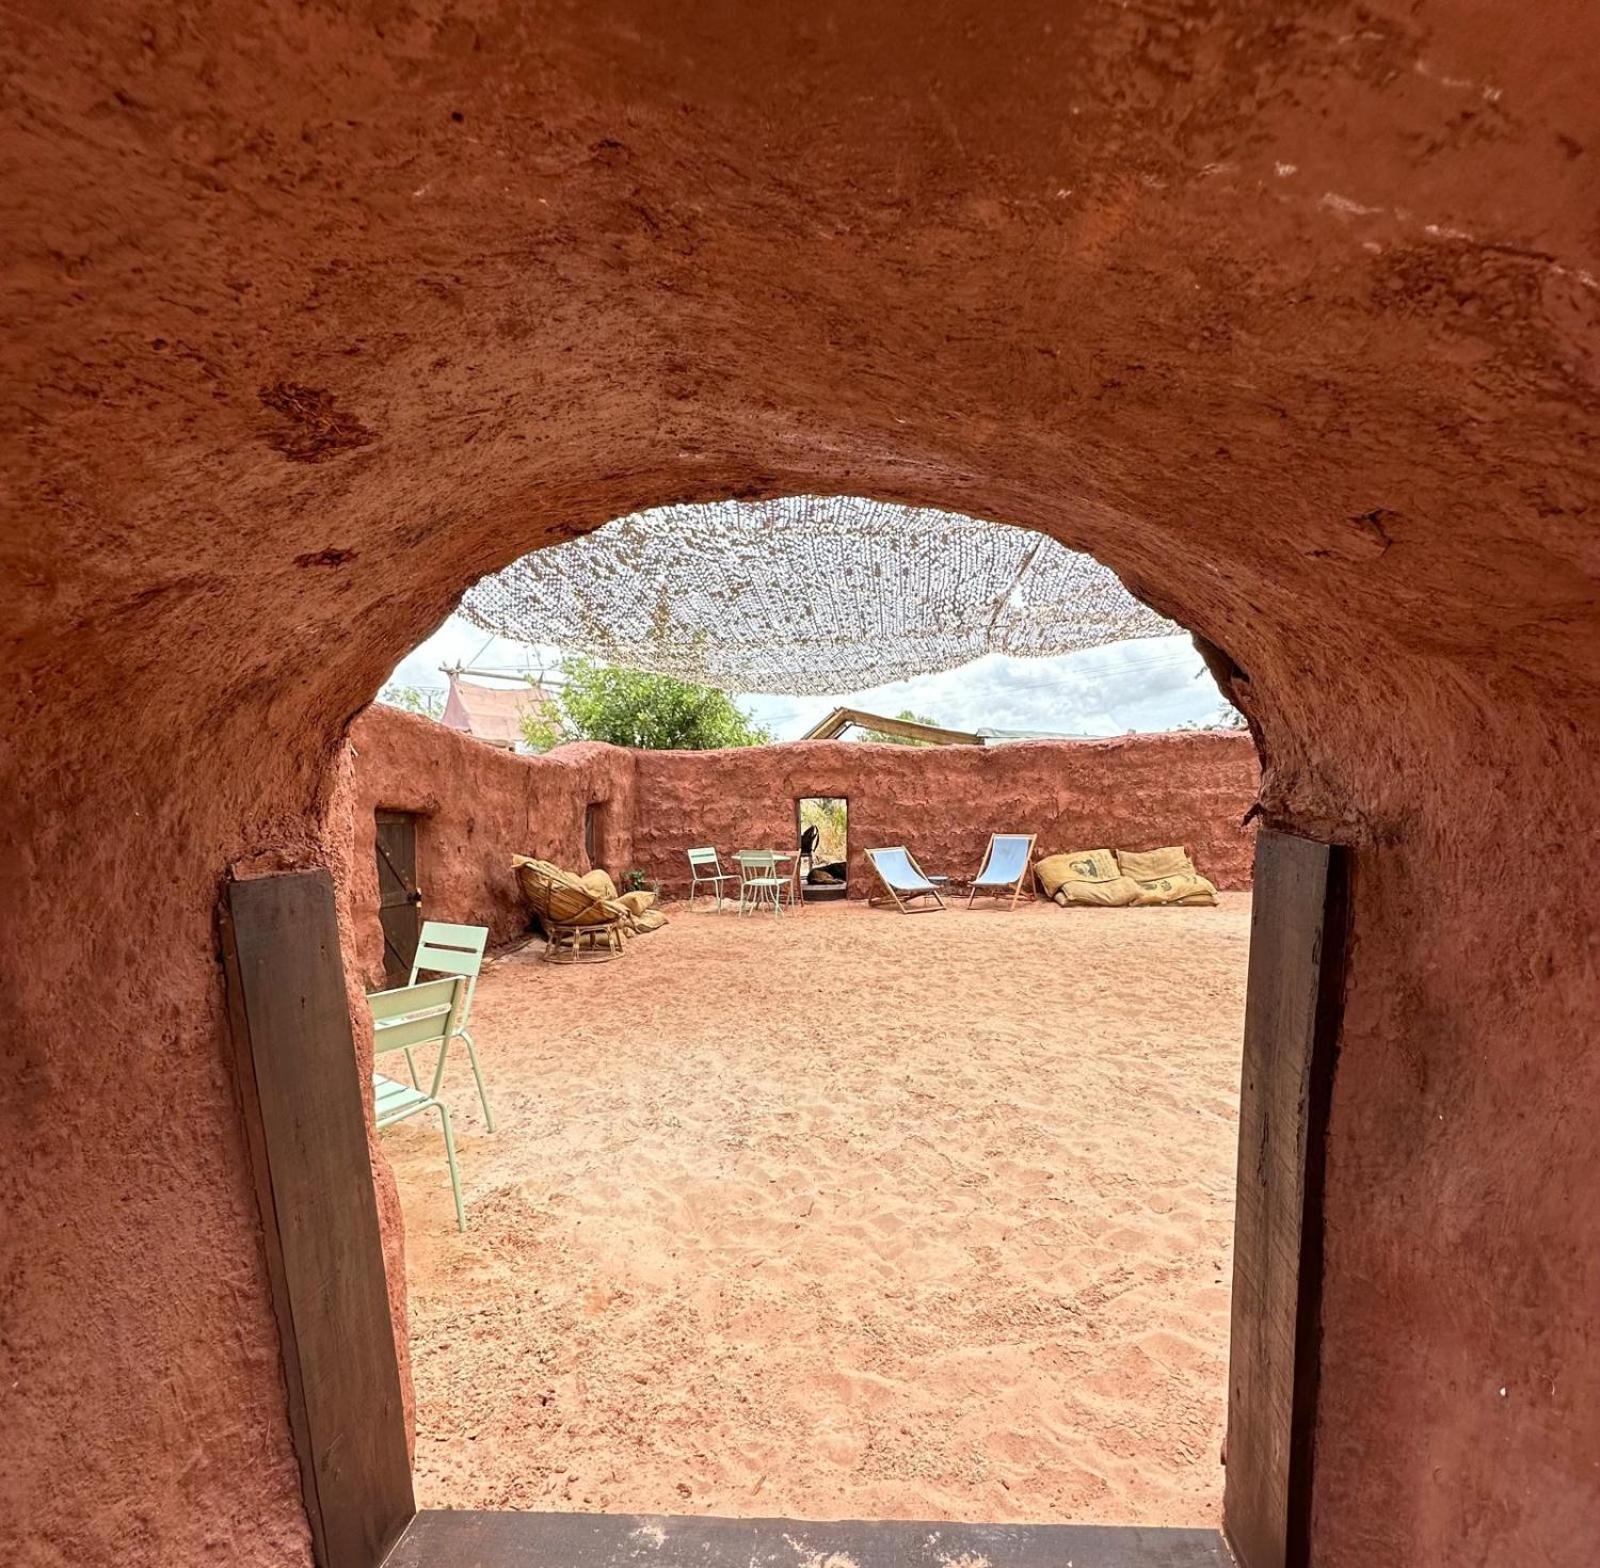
[342, 719, 1258, 968]
[346, 706, 636, 986]
[632, 732, 1258, 896]
[9, 6, 1599, 1566]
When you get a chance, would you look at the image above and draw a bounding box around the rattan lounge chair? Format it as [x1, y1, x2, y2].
[968, 833, 1038, 909]
[513, 856, 628, 962]
[866, 846, 946, 913]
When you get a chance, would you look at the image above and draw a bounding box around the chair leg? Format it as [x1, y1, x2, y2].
[403, 1046, 422, 1091]
[459, 1027, 495, 1133]
[435, 1101, 466, 1232]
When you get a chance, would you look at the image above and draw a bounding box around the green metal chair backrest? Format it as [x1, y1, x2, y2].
[409, 921, 487, 1027]
[687, 847, 723, 873]
[736, 850, 779, 879]
[369, 976, 467, 1101]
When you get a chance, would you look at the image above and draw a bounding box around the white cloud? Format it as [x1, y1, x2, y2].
[386, 619, 1228, 738]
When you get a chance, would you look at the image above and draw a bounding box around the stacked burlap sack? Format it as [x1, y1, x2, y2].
[512, 856, 670, 933]
[1033, 845, 1217, 907]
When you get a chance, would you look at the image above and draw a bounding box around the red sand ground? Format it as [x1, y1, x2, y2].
[382, 896, 1251, 1525]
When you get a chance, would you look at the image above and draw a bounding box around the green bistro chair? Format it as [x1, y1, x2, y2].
[686, 846, 738, 910]
[407, 920, 493, 1132]
[369, 975, 470, 1232]
[736, 850, 791, 915]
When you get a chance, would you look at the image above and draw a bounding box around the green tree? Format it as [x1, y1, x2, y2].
[522, 659, 772, 751]
[854, 708, 943, 745]
[379, 682, 446, 720]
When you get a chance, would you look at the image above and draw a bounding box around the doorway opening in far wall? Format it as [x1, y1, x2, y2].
[374, 808, 423, 987]
[583, 801, 606, 869]
[797, 796, 848, 901]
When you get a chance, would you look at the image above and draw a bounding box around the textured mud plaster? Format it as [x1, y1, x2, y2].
[3, 3, 1599, 1566]
[346, 706, 638, 986]
[342, 717, 1257, 949]
[631, 733, 1259, 894]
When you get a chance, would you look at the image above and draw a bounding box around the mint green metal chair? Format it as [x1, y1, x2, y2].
[736, 850, 790, 915]
[407, 920, 493, 1132]
[370, 975, 469, 1232]
[686, 846, 737, 910]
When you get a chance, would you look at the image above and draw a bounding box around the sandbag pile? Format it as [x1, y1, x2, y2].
[1033, 845, 1217, 908]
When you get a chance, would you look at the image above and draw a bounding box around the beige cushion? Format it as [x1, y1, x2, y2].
[1116, 845, 1195, 881]
[1054, 876, 1143, 907]
[1131, 871, 1218, 907]
[580, 868, 619, 900]
[1034, 849, 1119, 895]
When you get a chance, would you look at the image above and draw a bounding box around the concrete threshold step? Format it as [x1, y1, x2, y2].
[386, 1509, 1232, 1568]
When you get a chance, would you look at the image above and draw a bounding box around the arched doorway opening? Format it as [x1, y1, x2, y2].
[352, 496, 1264, 1531]
[11, 11, 1598, 1568]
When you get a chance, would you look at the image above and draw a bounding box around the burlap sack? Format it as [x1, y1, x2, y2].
[1116, 845, 1195, 881]
[1053, 876, 1143, 907]
[1034, 848, 1119, 896]
[618, 889, 657, 916]
[1131, 871, 1218, 907]
[580, 867, 619, 900]
[628, 907, 669, 933]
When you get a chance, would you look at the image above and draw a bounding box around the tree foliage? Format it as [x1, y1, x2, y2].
[854, 708, 944, 745]
[521, 659, 773, 751]
[379, 682, 446, 720]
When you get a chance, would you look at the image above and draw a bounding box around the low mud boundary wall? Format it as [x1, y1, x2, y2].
[632, 732, 1259, 896]
[346, 710, 1257, 971]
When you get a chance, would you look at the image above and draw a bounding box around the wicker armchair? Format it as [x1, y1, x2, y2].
[512, 856, 629, 963]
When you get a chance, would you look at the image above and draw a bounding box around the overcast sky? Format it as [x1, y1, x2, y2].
[387, 614, 1229, 738]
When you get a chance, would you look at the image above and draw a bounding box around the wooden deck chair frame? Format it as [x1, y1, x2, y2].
[686, 846, 738, 910]
[405, 920, 494, 1132]
[866, 846, 947, 913]
[967, 832, 1039, 910]
[370, 975, 471, 1231]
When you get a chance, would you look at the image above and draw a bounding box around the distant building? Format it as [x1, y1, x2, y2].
[440, 675, 553, 749]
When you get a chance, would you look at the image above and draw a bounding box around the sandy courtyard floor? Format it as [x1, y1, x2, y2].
[382, 894, 1251, 1526]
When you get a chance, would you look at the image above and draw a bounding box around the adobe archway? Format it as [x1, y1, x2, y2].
[5, 4, 1598, 1567]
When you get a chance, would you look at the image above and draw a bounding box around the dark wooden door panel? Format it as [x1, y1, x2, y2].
[375, 810, 421, 986]
[1223, 830, 1349, 1568]
[221, 868, 415, 1568]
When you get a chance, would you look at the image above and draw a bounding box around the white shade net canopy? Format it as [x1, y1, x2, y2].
[461, 496, 1176, 695]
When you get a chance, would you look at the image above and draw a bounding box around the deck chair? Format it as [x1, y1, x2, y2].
[406, 921, 493, 1132]
[370, 975, 470, 1231]
[968, 833, 1038, 909]
[687, 846, 737, 910]
[866, 846, 946, 913]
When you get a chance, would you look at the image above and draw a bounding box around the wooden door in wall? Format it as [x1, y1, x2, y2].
[375, 810, 422, 988]
[1223, 830, 1349, 1568]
